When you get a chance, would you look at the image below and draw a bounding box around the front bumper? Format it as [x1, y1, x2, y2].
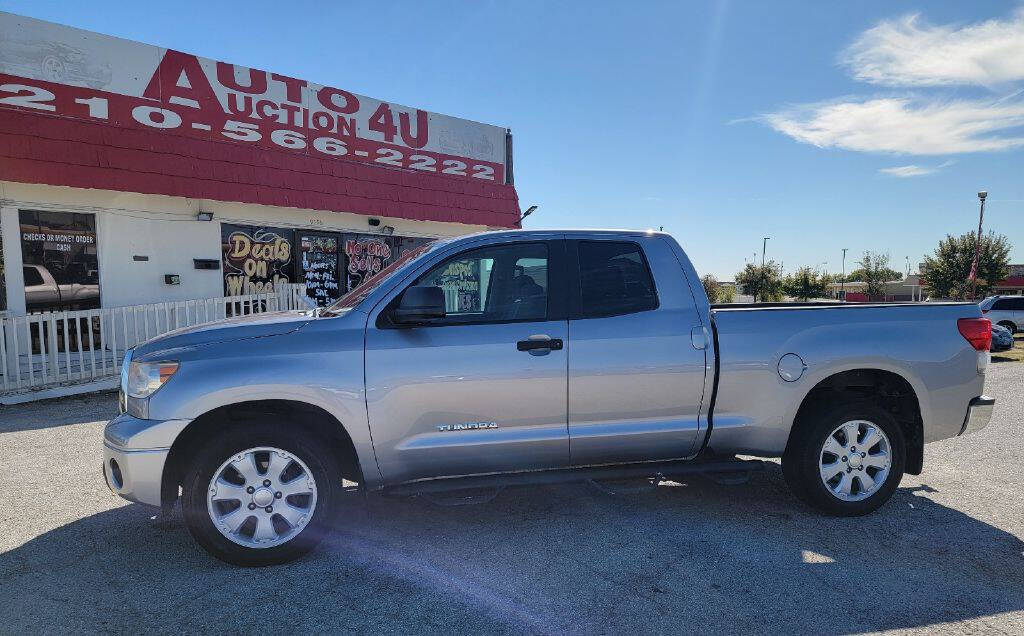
[103, 444, 168, 507]
[102, 413, 191, 507]
[960, 396, 995, 436]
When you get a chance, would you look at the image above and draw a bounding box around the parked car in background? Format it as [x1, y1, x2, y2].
[979, 295, 1024, 334]
[990, 323, 1013, 352]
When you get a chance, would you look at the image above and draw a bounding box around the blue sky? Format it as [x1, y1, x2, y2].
[4, 0, 1022, 278]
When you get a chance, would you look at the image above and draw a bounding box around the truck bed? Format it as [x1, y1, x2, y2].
[705, 300, 986, 457]
[712, 301, 974, 311]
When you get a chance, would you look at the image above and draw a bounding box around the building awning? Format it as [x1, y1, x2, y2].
[0, 109, 521, 228]
[995, 276, 1024, 288]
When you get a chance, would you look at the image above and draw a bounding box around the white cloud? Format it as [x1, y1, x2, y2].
[879, 164, 933, 177]
[879, 160, 954, 177]
[841, 10, 1024, 87]
[763, 97, 1024, 155]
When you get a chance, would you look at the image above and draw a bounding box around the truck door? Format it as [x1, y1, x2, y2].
[364, 238, 570, 484]
[567, 238, 708, 465]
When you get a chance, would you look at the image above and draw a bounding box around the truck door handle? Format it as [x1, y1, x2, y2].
[517, 337, 563, 352]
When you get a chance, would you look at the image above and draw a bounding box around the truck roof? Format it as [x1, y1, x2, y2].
[462, 228, 669, 240]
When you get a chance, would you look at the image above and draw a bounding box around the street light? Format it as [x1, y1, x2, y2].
[519, 205, 538, 224]
[840, 248, 848, 301]
[969, 191, 987, 300]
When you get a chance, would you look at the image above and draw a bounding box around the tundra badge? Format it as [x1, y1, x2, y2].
[437, 422, 499, 432]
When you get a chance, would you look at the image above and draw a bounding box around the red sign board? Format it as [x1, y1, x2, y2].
[0, 12, 520, 227]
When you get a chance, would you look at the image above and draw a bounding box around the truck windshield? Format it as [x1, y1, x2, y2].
[319, 241, 438, 315]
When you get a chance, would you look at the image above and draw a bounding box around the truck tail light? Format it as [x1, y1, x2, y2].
[957, 318, 991, 351]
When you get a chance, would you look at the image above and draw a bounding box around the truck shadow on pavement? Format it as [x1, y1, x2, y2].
[2, 466, 1022, 634]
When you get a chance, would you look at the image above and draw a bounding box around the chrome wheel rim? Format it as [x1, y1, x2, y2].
[819, 420, 892, 502]
[207, 446, 317, 549]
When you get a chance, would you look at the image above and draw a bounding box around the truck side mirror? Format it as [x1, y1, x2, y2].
[392, 286, 446, 325]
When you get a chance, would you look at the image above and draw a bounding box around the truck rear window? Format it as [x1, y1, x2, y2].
[577, 241, 658, 319]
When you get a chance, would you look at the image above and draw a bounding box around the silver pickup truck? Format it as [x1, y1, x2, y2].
[103, 230, 995, 565]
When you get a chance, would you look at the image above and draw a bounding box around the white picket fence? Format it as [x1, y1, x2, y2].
[0, 284, 312, 400]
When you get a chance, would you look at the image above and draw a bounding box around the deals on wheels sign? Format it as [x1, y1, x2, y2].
[0, 12, 509, 183]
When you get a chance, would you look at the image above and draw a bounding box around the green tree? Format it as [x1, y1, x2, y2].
[719, 283, 736, 303]
[701, 274, 722, 304]
[922, 231, 1011, 299]
[783, 266, 827, 301]
[856, 251, 896, 300]
[845, 266, 902, 283]
[736, 261, 784, 302]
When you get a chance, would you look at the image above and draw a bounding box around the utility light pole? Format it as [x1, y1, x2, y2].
[756, 237, 770, 302]
[969, 191, 987, 300]
[840, 248, 848, 301]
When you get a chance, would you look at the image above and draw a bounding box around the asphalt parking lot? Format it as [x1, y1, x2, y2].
[1, 363, 1022, 635]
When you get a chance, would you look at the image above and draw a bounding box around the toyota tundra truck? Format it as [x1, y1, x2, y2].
[103, 230, 995, 565]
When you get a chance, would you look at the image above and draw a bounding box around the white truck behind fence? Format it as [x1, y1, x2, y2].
[1, 284, 311, 402]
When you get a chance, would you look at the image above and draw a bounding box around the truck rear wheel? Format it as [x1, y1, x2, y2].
[181, 420, 342, 566]
[782, 401, 905, 516]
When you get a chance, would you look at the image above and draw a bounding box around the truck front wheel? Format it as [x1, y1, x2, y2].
[782, 401, 905, 516]
[181, 420, 342, 566]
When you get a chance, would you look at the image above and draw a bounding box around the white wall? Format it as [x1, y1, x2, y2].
[95, 211, 224, 307]
[0, 181, 491, 314]
[0, 204, 25, 314]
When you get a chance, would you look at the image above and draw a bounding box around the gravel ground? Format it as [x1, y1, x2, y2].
[1, 363, 1022, 635]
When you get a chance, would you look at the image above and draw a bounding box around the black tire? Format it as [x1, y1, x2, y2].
[997, 321, 1017, 335]
[782, 400, 905, 516]
[181, 419, 342, 566]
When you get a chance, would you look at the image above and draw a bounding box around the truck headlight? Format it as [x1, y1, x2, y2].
[119, 349, 133, 413]
[126, 361, 179, 398]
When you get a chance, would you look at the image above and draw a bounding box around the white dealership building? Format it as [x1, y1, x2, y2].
[0, 12, 520, 317]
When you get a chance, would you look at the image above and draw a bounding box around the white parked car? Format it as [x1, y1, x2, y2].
[979, 295, 1024, 334]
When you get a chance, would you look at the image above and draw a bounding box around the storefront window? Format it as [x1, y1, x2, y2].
[298, 233, 341, 306]
[221, 224, 295, 296]
[20, 210, 100, 313]
[342, 234, 432, 293]
[221, 223, 433, 308]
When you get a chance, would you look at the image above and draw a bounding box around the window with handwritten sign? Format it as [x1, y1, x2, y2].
[299, 234, 341, 306]
[220, 224, 295, 296]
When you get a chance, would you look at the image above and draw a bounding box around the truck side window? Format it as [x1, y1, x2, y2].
[577, 241, 658, 319]
[412, 242, 548, 325]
